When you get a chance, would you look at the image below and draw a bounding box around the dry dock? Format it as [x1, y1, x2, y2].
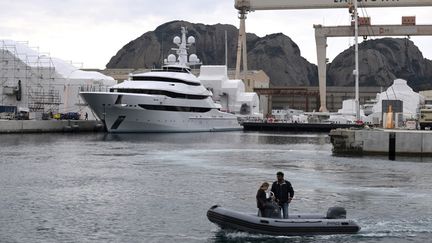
[0, 120, 105, 133]
[330, 128, 432, 156]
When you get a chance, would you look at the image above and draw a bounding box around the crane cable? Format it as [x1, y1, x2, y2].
[359, 1, 376, 40]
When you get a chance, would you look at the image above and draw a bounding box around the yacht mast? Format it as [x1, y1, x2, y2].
[177, 27, 188, 65]
[164, 27, 201, 67]
[225, 30, 228, 66]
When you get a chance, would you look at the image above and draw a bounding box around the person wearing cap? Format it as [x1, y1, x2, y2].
[271, 171, 294, 219]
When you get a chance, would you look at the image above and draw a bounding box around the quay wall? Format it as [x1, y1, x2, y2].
[0, 120, 105, 133]
[330, 129, 432, 156]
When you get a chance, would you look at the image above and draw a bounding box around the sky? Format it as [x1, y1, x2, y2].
[1, 0, 432, 69]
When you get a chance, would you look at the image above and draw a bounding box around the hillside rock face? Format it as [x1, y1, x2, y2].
[106, 20, 318, 87]
[327, 38, 432, 91]
[106, 21, 248, 70]
[247, 33, 318, 86]
[107, 21, 432, 89]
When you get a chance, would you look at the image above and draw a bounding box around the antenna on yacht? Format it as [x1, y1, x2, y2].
[225, 30, 228, 66]
[160, 32, 164, 66]
[164, 27, 201, 67]
[353, 0, 360, 120]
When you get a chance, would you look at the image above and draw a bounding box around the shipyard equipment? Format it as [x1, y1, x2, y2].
[234, 0, 432, 115]
[419, 98, 432, 130]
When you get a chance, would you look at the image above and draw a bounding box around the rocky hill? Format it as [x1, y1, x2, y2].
[327, 38, 432, 91]
[106, 20, 318, 87]
[247, 33, 318, 86]
[106, 21, 432, 90]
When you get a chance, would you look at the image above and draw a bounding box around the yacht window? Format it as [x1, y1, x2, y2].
[151, 66, 191, 73]
[139, 104, 212, 113]
[110, 89, 208, 100]
[130, 76, 200, 86]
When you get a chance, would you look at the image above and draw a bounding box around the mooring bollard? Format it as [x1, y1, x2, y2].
[389, 132, 396, 160]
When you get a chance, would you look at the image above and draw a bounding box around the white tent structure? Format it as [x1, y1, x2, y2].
[325, 99, 366, 124]
[363, 79, 424, 124]
[0, 40, 116, 120]
[331, 79, 424, 125]
[198, 65, 261, 117]
[370, 79, 424, 118]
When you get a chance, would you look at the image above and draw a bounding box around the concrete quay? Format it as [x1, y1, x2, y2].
[329, 128, 432, 156]
[0, 120, 105, 133]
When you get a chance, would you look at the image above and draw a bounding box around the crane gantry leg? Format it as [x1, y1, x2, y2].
[315, 33, 328, 112]
[235, 10, 248, 80]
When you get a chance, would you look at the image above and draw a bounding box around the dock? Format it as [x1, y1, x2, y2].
[329, 128, 432, 156]
[242, 122, 363, 132]
[0, 120, 105, 133]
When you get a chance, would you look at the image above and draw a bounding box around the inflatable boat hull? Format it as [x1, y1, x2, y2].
[207, 205, 360, 236]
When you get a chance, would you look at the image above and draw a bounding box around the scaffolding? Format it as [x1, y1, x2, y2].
[0, 40, 59, 112]
[28, 89, 61, 113]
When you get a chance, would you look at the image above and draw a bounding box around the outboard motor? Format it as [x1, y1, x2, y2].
[326, 207, 347, 219]
[264, 200, 281, 218]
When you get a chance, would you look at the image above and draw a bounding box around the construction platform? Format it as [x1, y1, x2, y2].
[0, 120, 105, 133]
[329, 128, 432, 156]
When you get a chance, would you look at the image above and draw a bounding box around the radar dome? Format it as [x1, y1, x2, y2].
[173, 36, 181, 45]
[167, 54, 176, 63]
[187, 36, 195, 44]
[189, 54, 199, 63]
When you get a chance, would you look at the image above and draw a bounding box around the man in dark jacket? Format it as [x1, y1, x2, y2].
[271, 171, 294, 219]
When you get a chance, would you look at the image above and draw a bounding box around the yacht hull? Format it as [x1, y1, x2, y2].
[80, 92, 242, 133]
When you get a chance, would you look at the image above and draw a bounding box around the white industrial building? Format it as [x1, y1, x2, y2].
[198, 65, 262, 117]
[331, 79, 424, 126]
[0, 40, 116, 120]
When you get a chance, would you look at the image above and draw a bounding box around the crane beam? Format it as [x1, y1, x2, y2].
[315, 25, 432, 37]
[235, 0, 432, 11]
[314, 24, 432, 114]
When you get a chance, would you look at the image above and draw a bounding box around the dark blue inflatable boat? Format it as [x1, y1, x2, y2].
[207, 205, 360, 236]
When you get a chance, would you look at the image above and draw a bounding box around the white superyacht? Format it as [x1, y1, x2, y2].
[80, 27, 242, 132]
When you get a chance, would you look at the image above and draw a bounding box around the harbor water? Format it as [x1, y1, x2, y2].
[1, 131, 431, 242]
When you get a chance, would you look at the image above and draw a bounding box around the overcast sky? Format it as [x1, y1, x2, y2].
[1, 1, 432, 69]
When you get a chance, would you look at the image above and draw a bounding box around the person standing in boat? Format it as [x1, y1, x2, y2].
[256, 182, 272, 217]
[271, 171, 294, 219]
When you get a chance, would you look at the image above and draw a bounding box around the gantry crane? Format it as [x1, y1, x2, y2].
[234, 0, 432, 115]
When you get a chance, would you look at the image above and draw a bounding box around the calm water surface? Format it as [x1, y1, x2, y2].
[0, 131, 431, 243]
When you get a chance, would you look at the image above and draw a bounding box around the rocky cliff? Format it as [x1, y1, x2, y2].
[247, 33, 318, 86]
[106, 20, 318, 87]
[327, 38, 432, 91]
[107, 21, 432, 90]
